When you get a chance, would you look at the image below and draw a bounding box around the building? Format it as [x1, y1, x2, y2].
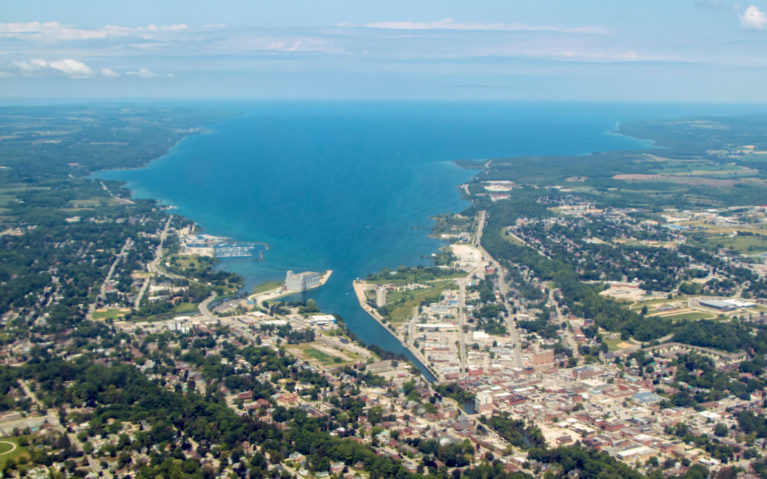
[285, 270, 322, 292]
[699, 299, 756, 311]
[475, 390, 494, 413]
[531, 350, 554, 366]
[376, 286, 387, 308]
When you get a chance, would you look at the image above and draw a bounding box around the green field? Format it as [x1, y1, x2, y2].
[383, 279, 455, 322]
[173, 302, 199, 314]
[0, 186, 48, 207]
[169, 255, 201, 270]
[703, 233, 767, 253]
[603, 337, 641, 352]
[92, 308, 129, 320]
[0, 437, 29, 469]
[252, 280, 283, 294]
[663, 311, 716, 322]
[304, 347, 343, 365]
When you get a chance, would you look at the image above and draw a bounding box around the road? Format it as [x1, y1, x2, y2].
[457, 280, 468, 373]
[93, 237, 133, 312]
[408, 307, 418, 349]
[474, 210, 524, 368]
[199, 292, 218, 320]
[135, 215, 175, 308]
[99, 180, 133, 205]
[548, 286, 580, 359]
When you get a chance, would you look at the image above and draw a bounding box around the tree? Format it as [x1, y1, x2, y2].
[714, 423, 729, 438]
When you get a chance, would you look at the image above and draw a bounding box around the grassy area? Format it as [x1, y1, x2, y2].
[67, 197, 122, 208]
[383, 279, 455, 322]
[0, 193, 15, 208]
[92, 308, 130, 320]
[173, 302, 199, 314]
[502, 228, 526, 246]
[252, 280, 283, 294]
[366, 266, 462, 286]
[169, 255, 201, 270]
[0, 436, 29, 470]
[629, 297, 678, 311]
[703, 233, 767, 253]
[287, 343, 354, 367]
[666, 313, 716, 321]
[305, 347, 343, 365]
[663, 311, 716, 322]
[0, 186, 49, 208]
[603, 337, 641, 352]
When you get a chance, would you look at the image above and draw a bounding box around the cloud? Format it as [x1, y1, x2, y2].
[0, 21, 189, 42]
[126, 68, 156, 78]
[7, 59, 150, 79]
[12, 57, 94, 77]
[126, 68, 171, 79]
[0, 21, 105, 41]
[261, 39, 342, 54]
[104, 23, 188, 37]
[740, 5, 767, 30]
[695, 0, 725, 9]
[557, 50, 678, 63]
[265, 41, 305, 52]
[100, 68, 120, 78]
[339, 18, 610, 35]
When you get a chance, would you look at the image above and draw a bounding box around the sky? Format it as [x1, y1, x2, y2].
[2, 0, 767, 101]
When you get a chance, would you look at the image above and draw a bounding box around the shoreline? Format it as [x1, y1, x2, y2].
[92, 107, 467, 383]
[250, 270, 334, 304]
[352, 279, 443, 382]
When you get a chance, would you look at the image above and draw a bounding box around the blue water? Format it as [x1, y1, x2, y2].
[97, 101, 763, 376]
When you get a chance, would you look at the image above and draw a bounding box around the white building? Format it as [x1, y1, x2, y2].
[286, 270, 322, 292]
[475, 390, 494, 413]
[376, 286, 387, 308]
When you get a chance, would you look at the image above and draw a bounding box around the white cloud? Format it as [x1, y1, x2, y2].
[262, 40, 341, 53]
[0, 21, 105, 41]
[105, 23, 187, 37]
[0, 21, 189, 42]
[12, 57, 94, 77]
[339, 18, 610, 35]
[739, 5, 767, 30]
[126, 68, 156, 78]
[126, 68, 171, 79]
[100, 68, 119, 78]
[265, 41, 304, 52]
[618, 50, 638, 61]
[554, 49, 680, 63]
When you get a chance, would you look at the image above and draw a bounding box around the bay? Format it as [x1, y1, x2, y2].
[98, 101, 759, 376]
